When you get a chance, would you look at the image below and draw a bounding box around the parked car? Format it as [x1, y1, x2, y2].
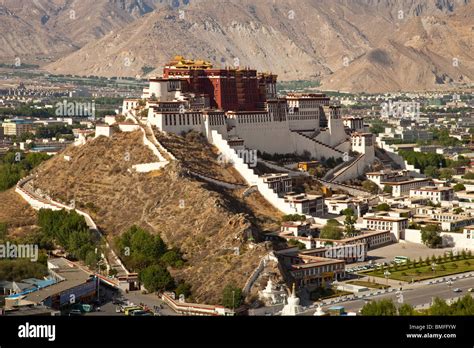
[453, 288, 462, 293]
[468, 288, 473, 292]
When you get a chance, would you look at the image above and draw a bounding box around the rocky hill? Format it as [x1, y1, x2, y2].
[1, 0, 472, 91]
[0, 0, 167, 64]
[0, 189, 37, 238]
[40, 0, 473, 92]
[29, 130, 282, 304]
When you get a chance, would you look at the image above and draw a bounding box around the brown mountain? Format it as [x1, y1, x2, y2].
[1, 0, 473, 94]
[0, 0, 166, 63]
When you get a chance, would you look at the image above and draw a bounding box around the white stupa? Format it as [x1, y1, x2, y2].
[281, 284, 304, 316]
[313, 303, 327, 316]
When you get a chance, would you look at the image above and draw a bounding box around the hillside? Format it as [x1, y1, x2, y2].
[39, 0, 474, 92]
[0, 189, 37, 238]
[0, 0, 167, 64]
[30, 130, 282, 304]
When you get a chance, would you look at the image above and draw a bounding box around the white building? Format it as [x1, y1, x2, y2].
[95, 124, 114, 138]
[284, 193, 326, 217]
[384, 178, 434, 197]
[409, 186, 454, 204]
[362, 215, 409, 240]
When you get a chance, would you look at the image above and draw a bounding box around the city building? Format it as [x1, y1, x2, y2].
[383, 178, 434, 197]
[409, 186, 454, 204]
[284, 193, 326, 217]
[324, 194, 369, 217]
[95, 124, 114, 138]
[362, 215, 409, 240]
[276, 248, 345, 289]
[261, 173, 293, 197]
[1, 118, 33, 137]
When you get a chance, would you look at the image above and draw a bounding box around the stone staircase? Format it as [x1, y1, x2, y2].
[330, 154, 365, 183]
[294, 131, 345, 158]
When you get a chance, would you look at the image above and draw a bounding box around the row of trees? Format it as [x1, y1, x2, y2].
[361, 295, 474, 316]
[398, 150, 446, 174]
[0, 259, 48, 282]
[37, 209, 100, 267]
[377, 250, 473, 274]
[115, 226, 190, 297]
[0, 151, 50, 191]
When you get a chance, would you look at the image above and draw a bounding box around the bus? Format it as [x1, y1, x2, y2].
[394, 256, 408, 264]
[123, 306, 143, 316]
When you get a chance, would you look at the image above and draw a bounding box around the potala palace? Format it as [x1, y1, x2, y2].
[121, 56, 375, 186]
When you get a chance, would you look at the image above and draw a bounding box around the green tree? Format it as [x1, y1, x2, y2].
[343, 208, 357, 237]
[453, 183, 465, 192]
[398, 303, 416, 316]
[140, 264, 175, 293]
[430, 297, 452, 315]
[175, 281, 192, 298]
[160, 249, 184, 268]
[421, 224, 442, 248]
[360, 299, 397, 316]
[362, 180, 379, 194]
[282, 214, 306, 222]
[288, 239, 306, 250]
[375, 203, 391, 212]
[319, 224, 344, 240]
[222, 284, 243, 309]
[383, 185, 393, 194]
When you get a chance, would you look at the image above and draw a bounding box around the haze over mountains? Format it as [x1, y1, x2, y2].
[0, 0, 473, 92]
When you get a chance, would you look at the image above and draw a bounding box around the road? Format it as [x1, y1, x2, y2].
[85, 287, 176, 316]
[305, 276, 474, 315]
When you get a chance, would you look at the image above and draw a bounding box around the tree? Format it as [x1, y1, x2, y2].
[375, 203, 391, 212]
[453, 183, 465, 192]
[360, 299, 397, 316]
[222, 284, 243, 309]
[430, 297, 452, 315]
[175, 281, 192, 298]
[320, 224, 344, 240]
[398, 303, 416, 316]
[0, 222, 7, 240]
[85, 250, 99, 269]
[282, 214, 306, 222]
[421, 224, 442, 248]
[140, 264, 175, 293]
[383, 185, 393, 195]
[362, 180, 379, 194]
[463, 172, 474, 180]
[439, 168, 454, 180]
[160, 249, 184, 268]
[288, 239, 306, 250]
[343, 209, 357, 237]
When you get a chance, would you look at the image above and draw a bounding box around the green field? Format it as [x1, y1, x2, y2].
[364, 257, 474, 282]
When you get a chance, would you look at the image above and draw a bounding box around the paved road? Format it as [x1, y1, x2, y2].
[84, 287, 177, 316]
[305, 276, 474, 315]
